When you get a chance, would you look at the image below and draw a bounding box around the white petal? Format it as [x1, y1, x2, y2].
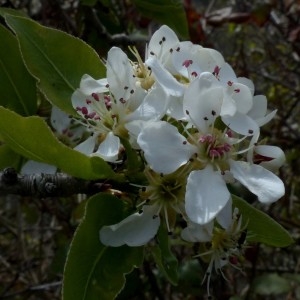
[254, 145, 286, 171]
[167, 94, 185, 120]
[137, 121, 196, 174]
[171, 42, 199, 77]
[79, 74, 108, 95]
[99, 205, 161, 247]
[146, 57, 185, 96]
[147, 25, 179, 61]
[230, 83, 253, 114]
[247, 95, 276, 126]
[230, 160, 285, 203]
[248, 95, 267, 118]
[94, 132, 120, 162]
[238, 77, 255, 95]
[106, 47, 135, 101]
[219, 63, 237, 83]
[50, 106, 71, 133]
[184, 72, 223, 132]
[221, 93, 237, 117]
[126, 85, 168, 121]
[222, 112, 259, 136]
[216, 197, 232, 231]
[74, 135, 96, 155]
[197, 47, 225, 73]
[181, 221, 214, 242]
[125, 120, 149, 148]
[185, 166, 231, 224]
[21, 160, 57, 175]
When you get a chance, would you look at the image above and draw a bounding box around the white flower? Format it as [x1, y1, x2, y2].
[71, 46, 170, 161]
[182, 202, 247, 298]
[100, 167, 187, 247]
[137, 73, 284, 224]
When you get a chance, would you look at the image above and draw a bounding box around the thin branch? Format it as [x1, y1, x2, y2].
[0, 168, 110, 197]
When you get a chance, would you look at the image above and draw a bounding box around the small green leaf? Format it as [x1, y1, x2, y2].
[0, 24, 37, 115]
[63, 193, 144, 300]
[0, 106, 115, 180]
[232, 194, 293, 247]
[5, 15, 106, 114]
[132, 0, 189, 39]
[151, 225, 178, 285]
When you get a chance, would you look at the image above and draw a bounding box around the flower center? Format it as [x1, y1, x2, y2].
[139, 168, 187, 232]
[129, 46, 155, 90]
[199, 133, 232, 160]
[75, 91, 129, 138]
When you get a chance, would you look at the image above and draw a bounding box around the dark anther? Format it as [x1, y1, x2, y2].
[162, 36, 166, 42]
[248, 129, 254, 134]
[159, 40, 163, 45]
[130, 89, 134, 94]
[150, 51, 154, 55]
[169, 48, 173, 53]
[204, 116, 209, 121]
[185, 109, 190, 115]
[2, 168, 18, 185]
[152, 214, 158, 219]
[138, 209, 143, 214]
[211, 110, 216, 116]
[176, 47, 180, 51]
[168, 231, 173, 236]
[183, 141, 187, 145]
[124, 86, 129, 90]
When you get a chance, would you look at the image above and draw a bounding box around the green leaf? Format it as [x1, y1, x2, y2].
[0, 24, 37, 115]
[4, 15, 106, 115]
[132, 0, 189, 39]
[0, 7, 28, 18]
[63, 193, 144, 300]
[151, 225, 178, 285]
[0, 144, 21, 170]
[232, 194, 293, 247]
[0, 106, 115, 180]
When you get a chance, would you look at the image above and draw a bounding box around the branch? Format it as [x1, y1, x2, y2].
[0, 168, 110, 197]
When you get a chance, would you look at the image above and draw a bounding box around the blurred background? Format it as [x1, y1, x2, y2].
[0, 0, 299, 299]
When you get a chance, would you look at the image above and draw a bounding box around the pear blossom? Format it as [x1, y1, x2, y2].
[137, 72, 284, 224]
[71, 46, 170, 162]
[182, 204, 248, 298]
[100, 167, 188, 247]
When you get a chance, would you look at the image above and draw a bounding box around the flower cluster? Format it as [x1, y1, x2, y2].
[71, 25, 285, 293]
